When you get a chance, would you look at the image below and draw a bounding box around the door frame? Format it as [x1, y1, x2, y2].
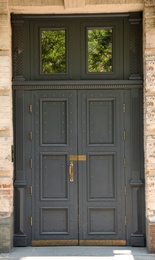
[12, 13, 145, 247]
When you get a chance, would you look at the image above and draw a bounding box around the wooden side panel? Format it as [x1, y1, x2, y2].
[14, 91, 32, 246]
[125, 89, 145, 246]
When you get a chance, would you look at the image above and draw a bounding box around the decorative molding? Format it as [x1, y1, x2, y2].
[129, 179, 144, 186]
[12, 20, 25, 81]
[14, 234, 27, 247]
[130, 234, 145, 247]
[14, 180, 27, 187]
[13, 82, 143, 90]
[129, 13, 142, 80]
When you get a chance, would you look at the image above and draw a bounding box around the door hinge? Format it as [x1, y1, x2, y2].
[29, 131, 33, 141]
[123, 103, 126, 113]
[124, 130, 126, 141]
[125, 216, 127, 226]
[30, 159, 33, 169]
[29, 104, 32, 113]
[11, 145, 14, 162]
[30, 216, 32, 227]
[124, 158, 126, 168]
[124, 185, 127, 196]
[30, 185, 32, 196]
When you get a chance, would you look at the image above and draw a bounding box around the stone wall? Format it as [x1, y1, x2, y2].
[9, 0, 143, 13]
[0, 0, 13, 253]
[143, 1, 155, 253]
[0, 0, 155, 253]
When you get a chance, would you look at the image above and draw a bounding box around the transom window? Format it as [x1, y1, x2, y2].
[40, 27, 113, 75]
[33, 18, 124, 80]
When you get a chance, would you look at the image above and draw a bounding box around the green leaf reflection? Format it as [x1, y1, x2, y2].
[41, 30, 66, 73]
[88, 29, 113, 73]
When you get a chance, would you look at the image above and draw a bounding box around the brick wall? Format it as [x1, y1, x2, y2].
[0, 0, 13, 253]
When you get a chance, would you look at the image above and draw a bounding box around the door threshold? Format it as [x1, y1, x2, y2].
[32, 240, 126, 246]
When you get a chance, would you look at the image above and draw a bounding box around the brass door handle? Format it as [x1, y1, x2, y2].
[69, 161, 74, 182]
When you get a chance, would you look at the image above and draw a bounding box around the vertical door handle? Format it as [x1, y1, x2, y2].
[69, 161, 74, 182]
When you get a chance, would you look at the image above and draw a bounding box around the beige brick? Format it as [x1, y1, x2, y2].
[10, 0, 63, 6]
[86, 0, 143, 4]
[146, 177, 155, 211]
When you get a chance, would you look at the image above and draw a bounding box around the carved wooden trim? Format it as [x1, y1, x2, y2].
[13, 83, 143, 90]
[12, 20, 25, 81]
[14, 180, 27, 187]
[129, 179, 144, 186]
[129, 13, 142, 80]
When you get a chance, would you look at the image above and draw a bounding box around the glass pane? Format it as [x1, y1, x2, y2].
[87, 28, 113, 73]
[41, 30, 66, 73]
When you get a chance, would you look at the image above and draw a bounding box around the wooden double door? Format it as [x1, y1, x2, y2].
[13, 14, 145, 247]
[30, 89, 125, 245]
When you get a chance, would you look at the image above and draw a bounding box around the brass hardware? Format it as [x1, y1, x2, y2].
[32, 239, 126, 246]
[123, 103, 126, 113]
[30, 159, 32, 169]
[30, 186, 32, 196]
[124, 158, 126, 168]
[124, 185, 127, 195]
[29, 104, 32, 113]
[125, 216, 127, 226]
[79, 240, 126, 246]
[124, 130, 126, 141]
[69, 161, 74, 182]
[32, 240, 78, 246]
[70, 155, 86, 161]
[29, 131, 33, 141]
[30, 216, 32, 227]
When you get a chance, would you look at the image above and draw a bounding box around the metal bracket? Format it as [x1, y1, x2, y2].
[11, 145, 14, 162]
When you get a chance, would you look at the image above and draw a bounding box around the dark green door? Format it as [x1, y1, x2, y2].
[78, 90, 125, 245]
[31, 90, 78, 245]
[31, 89, 125, 246]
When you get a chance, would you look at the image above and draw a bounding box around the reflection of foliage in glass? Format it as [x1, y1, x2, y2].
[88, 29, 112, 73]
[41, 30, 66, 73]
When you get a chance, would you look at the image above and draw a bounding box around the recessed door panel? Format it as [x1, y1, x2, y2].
[40, 207, 69, 234]
[87, 99, 114, 145]
[41, 153, 68, 199]
[88, 153, 115, 199]
[41, 99, 68, 145]
[88, 207, 116, 234]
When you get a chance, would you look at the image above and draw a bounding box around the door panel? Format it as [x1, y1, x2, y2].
[31, 90, 78, 245]
[31, 89, 125, 245]
[78, 90, 125, 244]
